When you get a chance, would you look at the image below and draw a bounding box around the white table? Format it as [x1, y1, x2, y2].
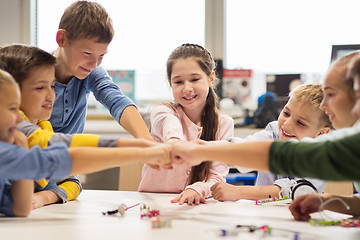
[1, 190, 359, 240]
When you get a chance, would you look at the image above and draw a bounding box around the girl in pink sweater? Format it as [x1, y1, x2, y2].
[138, 44, 234, 205]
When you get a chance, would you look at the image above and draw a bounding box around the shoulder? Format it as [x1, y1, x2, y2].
[218, 113, 234, 125]
[150, 103, 179, 117]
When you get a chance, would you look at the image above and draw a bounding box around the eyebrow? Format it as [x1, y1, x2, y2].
[172, 73, 202, 80]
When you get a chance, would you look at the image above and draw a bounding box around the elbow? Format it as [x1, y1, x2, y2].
[12, 207, 31, 217]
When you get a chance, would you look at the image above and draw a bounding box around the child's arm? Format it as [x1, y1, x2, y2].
[68, 144, 172, 175]
[211, 182, 281, 201]
[119, 105, 153, 140]
[10, 180, 34, 217]
[289, 193, 360, 221]
[9, 131, 33, 217]
[32, 175, 82, 209]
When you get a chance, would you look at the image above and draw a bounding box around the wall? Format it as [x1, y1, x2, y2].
[0, 0, 34, 45]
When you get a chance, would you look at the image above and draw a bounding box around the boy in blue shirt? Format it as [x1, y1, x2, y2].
[50, 1, 151, 140]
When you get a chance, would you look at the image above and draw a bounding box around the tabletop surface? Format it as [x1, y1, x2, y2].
[1, 190, 359, 240]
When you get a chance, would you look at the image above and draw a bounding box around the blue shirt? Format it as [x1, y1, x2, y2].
[0, 142, 72, 216]
[49, 65, 135, 134]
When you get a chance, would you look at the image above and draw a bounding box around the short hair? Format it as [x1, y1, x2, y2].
[59, 1, 114, 43]
[0, 69, 17, 91]
[289, 83, 331, 127]
[0, 44, 56, 86]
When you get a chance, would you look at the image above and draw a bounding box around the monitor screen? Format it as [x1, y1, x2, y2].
[331, 44, 360, 62]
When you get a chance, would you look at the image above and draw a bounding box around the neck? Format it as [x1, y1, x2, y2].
[182, 106, 202, 126]
[53, 48, 73, 84]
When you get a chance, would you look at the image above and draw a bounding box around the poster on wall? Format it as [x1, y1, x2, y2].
[222, 69, 252, 106]
[108, 70, 136, 102]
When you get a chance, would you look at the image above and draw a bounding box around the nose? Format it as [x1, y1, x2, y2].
[319, 97, 327, 111]
[47, 88, 55, 102]
[183, 81, 193, 92]
[16, 110, 23, 124]
[282, 117, 292, 129]
[89, 56, 100, 70]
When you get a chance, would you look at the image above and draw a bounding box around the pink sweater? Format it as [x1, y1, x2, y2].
[138, 104, 234, 198]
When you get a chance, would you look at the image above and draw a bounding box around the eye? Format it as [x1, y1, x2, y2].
[191, 78, 200, 82]
[35, 87, 44, 90]
[283, 111, 290, 117]
[297, 121, 306, 127]
[173, 80, 183, 84]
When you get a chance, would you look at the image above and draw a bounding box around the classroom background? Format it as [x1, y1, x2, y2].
[0, 0, 358, 194]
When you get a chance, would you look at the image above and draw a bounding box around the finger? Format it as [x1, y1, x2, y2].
[200, 197, 207, 204]
[179, 195, 187, 205]
[187, 196, 194, 206]
[171, 194, 181, 203]
[210, 182, 219, 191]
[195, 197, 200, 205]
[163, 163, 173, 169]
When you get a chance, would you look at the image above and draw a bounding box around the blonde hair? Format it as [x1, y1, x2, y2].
[0, 69, 17, 91]
[289, 83, 331, 127]
[59, 1, 114, 43]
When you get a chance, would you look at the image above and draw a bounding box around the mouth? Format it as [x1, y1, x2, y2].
[325, 111, 335, 121]
[42, 104, 53, 110]
[183, 95, 197, 101]
[80, 66, 92, 73]
[281, 128, 296, 138]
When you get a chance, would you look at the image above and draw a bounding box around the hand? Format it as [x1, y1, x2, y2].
[13, 130, 29, 149]
[32, 190, 60, 209]
[143, 144, 173, 170]
[171, 141, 204, 166]
[289, 194, 325, 221]
[171, 189, 207, 205]
[211, 182, 241, 201]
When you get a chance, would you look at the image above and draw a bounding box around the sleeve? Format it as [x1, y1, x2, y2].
[50, 175, 82, 203]
[150, 105, 185, 142]
[0, 181, 13, 216]
[185, 162, 229, 198]
[255, 171, 277, 186]
[0, 142, 72, 181]
[184, 114, 233, 198]
[19, 119, 117, 148]
[269, 132, 360, 181]
[89, 66, 136, 122]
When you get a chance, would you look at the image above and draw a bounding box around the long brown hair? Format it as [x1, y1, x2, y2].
[166, 44, 220, 184]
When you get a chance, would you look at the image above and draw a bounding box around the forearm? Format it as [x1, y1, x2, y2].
[193, 141, 272, 171]
[11, 180, 33, 217]
[116, 138, 155, 147]
[68, 147, 159, 175]
[119, 106, 153, 140]
[322, 194, 360, 216]
[34, 190, 61, 206]
[236, 185, 281, 200]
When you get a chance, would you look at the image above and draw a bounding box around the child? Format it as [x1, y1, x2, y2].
[0, 44, 158, 209]
[0, 69, 172, 217]
[211, 83, 331, 201]
[138, 44, 234, 205]
[171, 51, 360, 218]
[0, 69, 33, 217]
[50, 1, 152, 141]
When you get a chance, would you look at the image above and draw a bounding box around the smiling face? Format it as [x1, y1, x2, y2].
[170, 58, 214, 122]
[320, 66, 357, 129]
[278, 96, 328, 140]
[57, 36, 109, 82]
[0, 83, 22, 143]
[20, 65, 56, 124]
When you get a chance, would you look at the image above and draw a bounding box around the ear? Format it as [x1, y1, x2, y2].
[318, 126, 331, 135]
[56, 29, 67, 47]
[209, 71, 215, 86]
